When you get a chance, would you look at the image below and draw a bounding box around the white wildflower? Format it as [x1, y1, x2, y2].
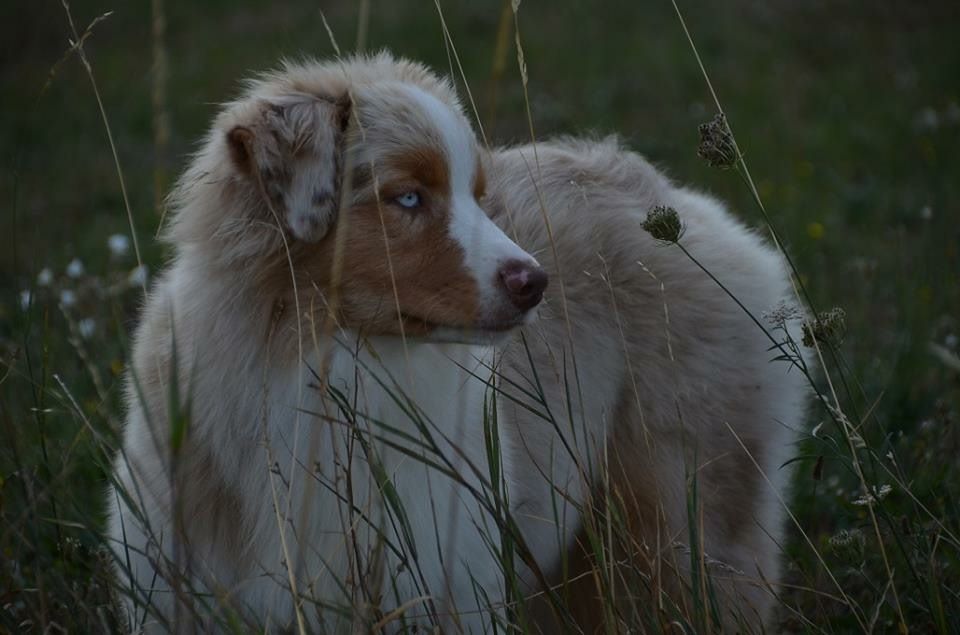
[59, 289, 77, 308]
[107, 234, 130, 257]
[19, 290, 32, 310]
[66, 258, 85, 278]
[128, 264, 149, 288]
[946, 333, 958, 349]
[78, 318, 96, 340]
[37, 268, 54, 286]
[852, 484, 892, 506]
[920, 205, 933, 220]
[763, 300, 803, 327]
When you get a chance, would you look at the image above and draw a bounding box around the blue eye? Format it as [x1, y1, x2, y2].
[395, 191, 421, 209]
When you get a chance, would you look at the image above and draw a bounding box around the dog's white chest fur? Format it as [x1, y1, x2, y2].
[250, 337, 509, 628]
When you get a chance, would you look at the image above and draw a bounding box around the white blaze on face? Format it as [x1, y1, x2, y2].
[400, 85, 537, 317]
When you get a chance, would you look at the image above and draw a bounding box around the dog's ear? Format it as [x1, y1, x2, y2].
[227, 94, 351, 242]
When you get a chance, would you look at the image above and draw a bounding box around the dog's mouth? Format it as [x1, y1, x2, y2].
[398, 312, 526, 344]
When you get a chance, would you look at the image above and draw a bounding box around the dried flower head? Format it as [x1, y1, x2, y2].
[828, 527, 864, 549]
[697, 113, 737, 169]
[827, 527, 866, 562]
[852, 484, 892, 507]
[642, 205, 684, 243]
[802, 307, 847, 347]
[763, 300, 803, 328]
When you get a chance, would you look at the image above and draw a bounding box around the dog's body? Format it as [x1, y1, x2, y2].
[485, 140, 809, 629]
[108, 54, 808, 633]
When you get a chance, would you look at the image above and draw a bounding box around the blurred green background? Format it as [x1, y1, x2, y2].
[2, 1, 959, 631]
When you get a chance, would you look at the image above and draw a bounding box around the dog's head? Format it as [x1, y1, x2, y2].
[171, 53, 545, 342]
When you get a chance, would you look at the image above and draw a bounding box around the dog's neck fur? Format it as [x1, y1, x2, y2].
[165, 249, 499, 454]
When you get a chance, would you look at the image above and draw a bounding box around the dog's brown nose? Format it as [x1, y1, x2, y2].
[499, 260, 548, 312]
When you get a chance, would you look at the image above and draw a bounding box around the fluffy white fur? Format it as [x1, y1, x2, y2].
[107, 53, 809, 633]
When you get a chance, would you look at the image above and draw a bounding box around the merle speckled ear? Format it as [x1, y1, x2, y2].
[227, 93, 351, 242]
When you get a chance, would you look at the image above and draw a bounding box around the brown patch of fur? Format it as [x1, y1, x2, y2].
[712, 435, 762, 545]
[226, 127, 255, 175]
[552, 395, 767, 632]
[389, 145, 449, 191]
[177, 446, 248, 562]
[534, 395, 678, 634]
[254, 145, 479, 345]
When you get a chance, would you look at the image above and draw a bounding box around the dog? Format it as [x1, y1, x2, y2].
[107, 52, 809, 633]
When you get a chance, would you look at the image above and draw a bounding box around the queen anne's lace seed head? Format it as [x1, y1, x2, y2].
[642, 206, 684, 243]
[697, 113, 737, 169]
[802, 307, 847, 347]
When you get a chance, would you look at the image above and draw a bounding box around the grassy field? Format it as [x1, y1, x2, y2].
[2, 0, 959, 631]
